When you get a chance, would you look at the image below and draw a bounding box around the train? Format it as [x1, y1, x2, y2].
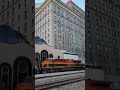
[33, 58, 85, 74]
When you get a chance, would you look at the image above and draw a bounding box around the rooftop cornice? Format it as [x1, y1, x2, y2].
[35, 0, 85, 21]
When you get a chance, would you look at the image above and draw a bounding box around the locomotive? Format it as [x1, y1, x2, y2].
[34, 58, 85, 74]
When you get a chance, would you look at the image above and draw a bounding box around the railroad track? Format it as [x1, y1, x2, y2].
[35, 70, 85, 90]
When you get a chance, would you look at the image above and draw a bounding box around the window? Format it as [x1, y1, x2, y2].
[45, 30, 46, 34]
[8, 2, 9, 7]
[94, 5, 97, 10]
[49, 54, 53, 58]
[24, 23, 27, 32]
[18, 26, 20, 32]
[32, 32, 34, 39]
[12, 18, 14, 25]
[25, 0, 27, 6]
[87, 21, 90, 28]
[24, 11, 27, 19]
[18, 15, 20, 21]
[58, 56, 60, 59]
[110, 12, 113, 17]
[101, 0, 103, 4]
[2, 15, 4, 21]
[109, 3, 112, 9]
[86, 10, 89, 17]
[18, 4, 20, 9]
[99, 16, 102, 21]
[32, 6, 34, 13]
[12, 8, 14, 15]
[96, 24, 98, 28]
[97, 34, 99, 39]
[7, 22, 9, 25]
[97, 45, 100, 50]
[2, 5, 4, 10]
[88, 43, 91, 48]
[86, 0, 88, 6]
[32, 19, 34, 26]
[95, 14, 98, 20]
[7, 11, 9, 17]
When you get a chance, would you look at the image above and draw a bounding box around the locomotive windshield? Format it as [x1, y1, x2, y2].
[0, 25, 26, 44]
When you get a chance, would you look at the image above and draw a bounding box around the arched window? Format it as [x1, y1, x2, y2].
[13, 57, 32, 89]
[49, 54, 53, 58]
[0, 63, 12, 90]
[58, 56, 60, 59]
[41, 50, 48, 61]
[35, 53, 40, 62]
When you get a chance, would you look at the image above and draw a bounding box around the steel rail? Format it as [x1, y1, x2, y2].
[35, 70, 85, 79]
[35, 77, 85, 90]
[35, 71, 85, 90]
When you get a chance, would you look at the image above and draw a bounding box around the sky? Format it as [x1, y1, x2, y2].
[35, 0, 85, 11]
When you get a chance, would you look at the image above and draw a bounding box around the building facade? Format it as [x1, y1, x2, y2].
[35, 0, 85, 60]
[35, 37, 80, 62]
[35, 43, 79, 61]
[0, 0, 35, 45]
[0, 0, 35, 89]
[86, 0, 120, 89]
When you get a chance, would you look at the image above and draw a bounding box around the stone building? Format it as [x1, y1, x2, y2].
[35, 37, 79, 62]
[85, 0, 120, 89]
[0, 0, 35, 89]
[35, 0, 85, 60]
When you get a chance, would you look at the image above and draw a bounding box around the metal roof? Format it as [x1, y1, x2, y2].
[35, 37, 46, 45]
[0, 25, 26, 44]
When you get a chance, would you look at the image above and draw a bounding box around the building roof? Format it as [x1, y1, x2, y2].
[35, 0, 85, 20]
[35, 37, 46, 45]
[35, 3, 42, 9]
[35, 3, 42, 12]
[0, 25, 26, 44]
[66, 0, 85, 16]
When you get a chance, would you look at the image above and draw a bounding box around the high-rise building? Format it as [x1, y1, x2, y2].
[0, 0, 35, 45]
[86, 0, 120, 89]
[35, 0, 85, 60]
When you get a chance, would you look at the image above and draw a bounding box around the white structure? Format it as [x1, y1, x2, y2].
[63, 51, 79, 60]
[35, 40, 80, 60]
[35, 0, 85, 60]
[35, 44, 80, 60]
